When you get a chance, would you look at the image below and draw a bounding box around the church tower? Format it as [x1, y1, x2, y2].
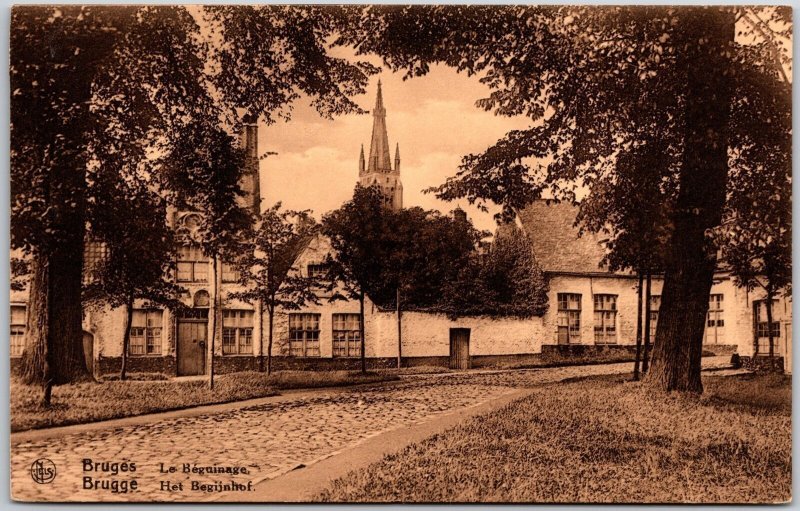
[358, 80, 403, 210]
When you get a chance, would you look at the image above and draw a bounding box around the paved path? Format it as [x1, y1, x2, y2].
[11, 356, 732, 503]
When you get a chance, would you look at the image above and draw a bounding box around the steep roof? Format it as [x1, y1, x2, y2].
[517, 200, 612, 275]
[366, 80, 393, 173]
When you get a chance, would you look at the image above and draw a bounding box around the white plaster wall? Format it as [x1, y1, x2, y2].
[543, 274, 660, 346]
[375, 311, 544, 358]
[544, 272, 792, 357]
[724, 279, 792, 357]
[269, 304, 544, 360]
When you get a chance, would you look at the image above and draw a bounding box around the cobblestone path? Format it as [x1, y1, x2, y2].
[11, 357, 730, 503]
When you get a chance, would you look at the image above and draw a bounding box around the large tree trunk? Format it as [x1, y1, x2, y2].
[120, 297, 134, 381]
[642, 272, 653, 374]
[359, 291, 366, 374]
[22, 240, 90, 400]
[633, 272, 643, 381]
[646, 8, 734, 393]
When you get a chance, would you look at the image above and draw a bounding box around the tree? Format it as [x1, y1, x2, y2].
[83, 181, 185, 381]
[719, 145, 791, 362]
[11, 6, 216, 390]
[230, 204, 320, 374]
[322, 186, 389, 374]
[11, 5, 377, 391]
[381, 207, 484, 308]
[341, 5, 790, 392]
[577, 142, 671, 379]
[441, 224, 548, 318]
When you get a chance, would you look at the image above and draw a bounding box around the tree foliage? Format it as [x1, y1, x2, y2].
[441, 224, 548, 318]
[230, 203, 320, 374]
[11, 5, 377, 388]
[339, 5, 790, 391]
[323, 185, 547, 318]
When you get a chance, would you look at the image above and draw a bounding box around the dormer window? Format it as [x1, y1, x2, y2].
[307, 263, 328, 279]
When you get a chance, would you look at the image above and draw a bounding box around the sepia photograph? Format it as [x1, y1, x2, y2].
[7, 4, 792, 504]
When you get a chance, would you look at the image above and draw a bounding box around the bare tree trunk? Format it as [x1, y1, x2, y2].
[121, 296, 134, 381]
[766, 286, 775, 360]
[208, 255, 218, 390]
[396, 287, 402, 369]
[646, 8, 734, 393]
[359, 291, 366, 374]
[257, 301, 264, 373]
[642, 272, 653, 374]
[633, 272, 643, 381]
[752, 299, 761, 358]
[267, 306, 274, 376]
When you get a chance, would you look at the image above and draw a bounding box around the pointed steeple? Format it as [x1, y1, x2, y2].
[394, 143, 400, 173]
[367, 80, 392, 173]
[359, 144, 365, 174]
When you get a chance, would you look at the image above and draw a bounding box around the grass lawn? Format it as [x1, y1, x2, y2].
[12, 370, 398, 432]
[318, 372, 791, 504]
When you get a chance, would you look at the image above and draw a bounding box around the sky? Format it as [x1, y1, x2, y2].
[258, 64, 531, 234]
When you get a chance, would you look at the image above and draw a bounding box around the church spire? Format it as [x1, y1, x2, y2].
[394, 143, 400, 173]
[367, 79, 392, 173]
[359, 144, 365, 174]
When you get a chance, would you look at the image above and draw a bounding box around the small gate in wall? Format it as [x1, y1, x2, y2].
[449, 328, 471, 370]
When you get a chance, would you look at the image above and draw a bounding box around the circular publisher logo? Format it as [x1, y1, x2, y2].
[30, 458, 56, 484]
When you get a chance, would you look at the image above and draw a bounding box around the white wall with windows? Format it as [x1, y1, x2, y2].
[544, 275, 655, 346]
[543, 273, 788, 357]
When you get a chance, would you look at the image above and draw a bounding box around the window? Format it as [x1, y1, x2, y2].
[289, 313, 320, 357]
[648, 295, 661, 340]
[705, 294, 724, 344]
[307, 264, 328, 279]
[221, 262, 241, 283]
[177, 245, 208, 283]
[10, 305, 26, 357]
[557, 293, 581, 344]
[130, 309, 163, 356]
[83, 240, 109, 284]
[754, 300, 782, 353]
[332, 313, 361, 357]
[222, 310, 254, 355]
[593, 294, 618, 344]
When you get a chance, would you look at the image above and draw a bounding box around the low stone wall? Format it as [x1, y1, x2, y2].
[90, 345, 645, 376]
[541, 344, 638, 357]
[98, 356, 176, 377]
[269, 356, 399, 371]
[741, 355, 784, 373]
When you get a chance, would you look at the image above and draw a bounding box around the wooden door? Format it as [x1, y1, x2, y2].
[177, 320, 207, 376]
[449, 328, 471, 370]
